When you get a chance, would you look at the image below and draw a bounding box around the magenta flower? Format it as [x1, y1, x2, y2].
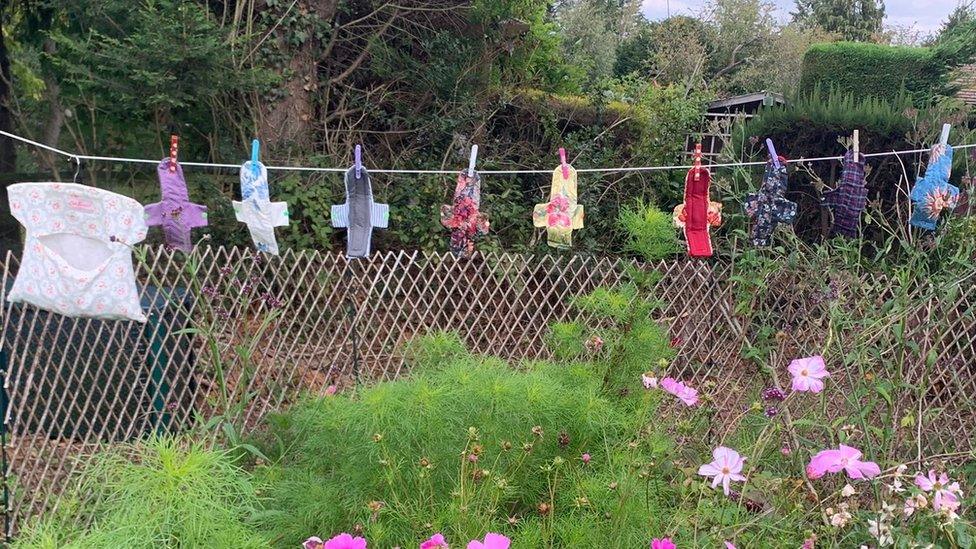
[466, 533, 510, 549]
[304, 537, 324, 549]
[788, 356, 829, 393]
[915, 470, 963, 511]
[650, 539, 676, 549]
[697, 446, 747, 495]
[725, 542, 737, 549]
[421, 533, 449, 549]
[323, 533, 367, 549]
[806, 444, 880, 480]
[660, 377, 699, 406]
[581, 452, 591, 464]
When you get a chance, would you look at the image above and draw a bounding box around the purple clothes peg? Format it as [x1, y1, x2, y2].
[765, 139, 781, 169]
[145, 158, 208, 252]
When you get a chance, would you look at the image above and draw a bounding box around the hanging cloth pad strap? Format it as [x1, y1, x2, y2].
[332, 166, 389, 258]
[533, 165, 584, 249]
[673, 165, 722, 257]
[145, 158, 208, 252]
[441, 170, 489, 258]
[823, 150, 868, 238]
[743, 158, 797, 247]
[233, 160, 289, 255]
[910, 144, 959, 231]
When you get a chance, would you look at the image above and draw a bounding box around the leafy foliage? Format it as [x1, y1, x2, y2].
[792, 0, 885, 42]
[798, 41, 969, 104]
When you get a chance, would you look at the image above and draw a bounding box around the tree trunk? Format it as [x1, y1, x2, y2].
[257, 0, 338, 149]
[0, 3, 17, 174]
[41, 36, 64, 173]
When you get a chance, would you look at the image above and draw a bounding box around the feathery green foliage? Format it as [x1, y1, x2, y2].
[255, 337, 679, 547]
[12, 437, 265, 548]
[618, 200, 680, 262]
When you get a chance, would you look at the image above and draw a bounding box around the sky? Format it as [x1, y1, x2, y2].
[641, 0, 966, 35]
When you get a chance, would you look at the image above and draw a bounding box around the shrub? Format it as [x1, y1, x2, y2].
[798, 42, 948, 104]
[403, 330, 469, 370]
[254, 344, 679, 547]
[12, 437, 264, 548]
[545, 321, 586, 360]
[618, 200, 680, 262]
[569, 282, 674, 398]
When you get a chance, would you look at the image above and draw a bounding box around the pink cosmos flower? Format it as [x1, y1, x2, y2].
[915, 470, 964, 511]
[323, 533, 367, 549]
[788, 356, 830, 393]
[304, 537, 324, 549]
[421, 533, 449, 549]
[660, 377, 699, 406]
[806, 444, 880, 480]
[725, 542, 737, 549]
[697, 446, 747, 495]
[650, 538, 676, 549]
[466, 533, 510, 549]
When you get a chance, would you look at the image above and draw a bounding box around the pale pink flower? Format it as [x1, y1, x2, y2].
[915, 470, 963, 511]
[650, 539, 676, 549]
[581, 453, 591, 464]
[641, 373, 658, 389]
[697, 446, 746, 495]
[466, 533, 510, 549]
[725, 542, 737, 549]
[323, 533, 367, 549]
[660, 377, 699, 406]
[903, 493, 927, 517]
[304, 537, 324, 549]
[806, 444, 880, 480]
[325, 385, 338, 396]
[788, 356, 830, 393]
[421, 533, 449, 549]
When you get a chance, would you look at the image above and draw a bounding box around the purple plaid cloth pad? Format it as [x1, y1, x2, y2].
[823, 151, 867, 238]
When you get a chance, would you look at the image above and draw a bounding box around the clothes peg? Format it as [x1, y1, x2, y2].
[251, 139, 260, 178]
[467, 144, 478, 178]
[693, 143, 702, 182]
[852, 130, 859, 158]
[355, 144, 362, 180]
[939, 123, 951, 147]
[765, 139, 780, 170]
[169, 134, 179, 173]
[73, 157, 85, 185]
[559, 148, 569, 180]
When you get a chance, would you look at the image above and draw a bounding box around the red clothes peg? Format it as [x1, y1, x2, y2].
[693, 143, 702, 182]
[559, 148, 569, 180]
[169, 134, 179, 173]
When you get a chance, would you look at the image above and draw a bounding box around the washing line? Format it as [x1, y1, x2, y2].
[2, 130, 974, 176]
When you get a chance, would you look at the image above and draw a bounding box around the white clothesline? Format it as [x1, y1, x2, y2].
[2, 130, 974, 176]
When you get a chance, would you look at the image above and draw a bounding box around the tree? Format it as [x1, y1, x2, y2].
[555, 0, 644, 90]
[792, 0, 885, 42]
[934, 2, 976, 45]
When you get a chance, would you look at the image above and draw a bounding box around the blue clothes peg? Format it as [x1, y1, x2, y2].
[251, 139, 260, 178]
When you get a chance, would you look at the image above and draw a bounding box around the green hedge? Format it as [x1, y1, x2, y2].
[798, 42, 947, 103]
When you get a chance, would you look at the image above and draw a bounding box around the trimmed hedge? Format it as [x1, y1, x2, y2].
[798, 42, 948, 103]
